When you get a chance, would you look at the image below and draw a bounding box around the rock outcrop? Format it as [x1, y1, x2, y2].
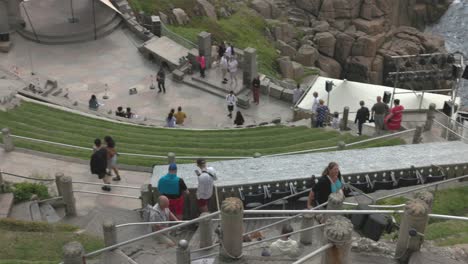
[172, 8, 190, 25]
[196, 0, 218, 20]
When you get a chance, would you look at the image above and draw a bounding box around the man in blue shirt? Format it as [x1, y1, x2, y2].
[158, 163, 189, 220]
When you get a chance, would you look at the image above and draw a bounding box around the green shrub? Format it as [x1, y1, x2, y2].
[12, 182, 50, 203]
[0, 218, 78, 233]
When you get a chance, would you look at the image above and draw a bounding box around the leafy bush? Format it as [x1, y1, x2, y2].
[12, 182, 50, 203]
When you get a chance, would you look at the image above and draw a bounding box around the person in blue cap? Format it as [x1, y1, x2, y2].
[157, 163, 189, 220]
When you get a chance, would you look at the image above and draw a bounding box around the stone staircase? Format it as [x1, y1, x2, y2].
[17, 14, 122, 45]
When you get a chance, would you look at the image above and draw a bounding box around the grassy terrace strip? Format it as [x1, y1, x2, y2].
[0, 102, 404, 166]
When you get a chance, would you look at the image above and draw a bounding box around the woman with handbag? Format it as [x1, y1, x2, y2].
[385, 99, 404, 131]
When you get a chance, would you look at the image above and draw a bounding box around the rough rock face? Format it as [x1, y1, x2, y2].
[277, 56, 304, 79]
[267, 0, 450, 83]
[172, 8, 190, 25]
[196, 0, 217, 20]
[251, 0, 280, 19]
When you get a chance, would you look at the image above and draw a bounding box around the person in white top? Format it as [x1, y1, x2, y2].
[292, 84, 304, 105]
[150, 195, 178, 246]
[195, 159, 217, 213]
[226, 91, 237, 118]
[220, 55, 228, 84]
[311, 92, 320, 127]
[268, 224, 300, 257]
[227, 57, 238, 87]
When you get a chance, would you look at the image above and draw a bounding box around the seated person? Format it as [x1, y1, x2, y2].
[126, 107, 133, 118]
[115, 106, 126, 117]
[268, 224, 300, 258]
[88, 95, 99, 110]
[150, 195, 179, 247]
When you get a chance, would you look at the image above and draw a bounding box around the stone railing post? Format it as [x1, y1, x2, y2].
[323, 216, 353, 264]
[176, 239, 190, 264]
[412, 125, 423, 144]
[243, 47, 258, 88]
[63, 241, 84, 264]
[300, 213, 315, 245]
[327, 192, 344, 210]
[395, 199, 430, 262]
[55, 172, 64, 197]
[340, 107, 350, 131]
[424, 103, 436, 132]
[414, 191, 434, 213]
[140, 184, 153, 208]
[150, 15, 161, 37]
[60, 176, 77, 217]
[198, 31, 212, 69]
[103, 220, 117, 246]
[1, 128, 15, 152]
[199, 212, 213, 248]
[168, 152, 176, 164]
[219, 197, 243, 260]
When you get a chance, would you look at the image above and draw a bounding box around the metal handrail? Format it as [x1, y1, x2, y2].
[72, 180, 141, 190]
[116, 221, 188, 228]
[85, 211, 220, 258]
[292, 243, 333, 264]
[251, 188, 311, 210]
[429, 214, 468, 221]
[343, 202, 406, 208]
[243, 209, 404, 215]
[433, 119, 468, 140]
[1, 171, 54, 182]
[73, 190, 140, 200]
[243, 202, 328, 237]
[376, 174, 468, 201]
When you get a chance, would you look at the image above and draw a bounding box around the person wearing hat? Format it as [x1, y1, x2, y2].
[195, 159, 218, 213]
[158, 163, 189, 220]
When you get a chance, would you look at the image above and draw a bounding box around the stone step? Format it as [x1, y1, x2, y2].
[39, 203, 61, 223]
[0, 193, 14, 219]
[183, 77, 228, 99]
[29, 201, 42, 221]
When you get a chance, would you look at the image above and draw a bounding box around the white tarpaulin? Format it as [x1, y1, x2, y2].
[298, 77, 459, 121]
[99, 0, 122, 15]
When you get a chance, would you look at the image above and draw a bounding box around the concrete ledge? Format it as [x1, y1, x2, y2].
[269, 83, 284, 99]
[0, 41, 12, 53]
[281, 88, 294, 103]
[172, 69, 185, 82]
[0, 193, 14, 219]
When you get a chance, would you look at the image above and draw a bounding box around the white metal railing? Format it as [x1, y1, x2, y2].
[1, 171, 54, 182]
[71, 180, 141, 190]
[73, 190, 140, 200]
[292, 243, 333, 264]
[433, 119, 468, 141]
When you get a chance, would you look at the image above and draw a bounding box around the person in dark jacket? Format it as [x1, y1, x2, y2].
[89, 95, 99, 110]
[252, 75, 261, 105]
[307, 162, 343, 208]
[355, 100, 370, 135]
[234, 111, 245, 126]
[157, 68, 166, 93]
[90, 139, 110, 191]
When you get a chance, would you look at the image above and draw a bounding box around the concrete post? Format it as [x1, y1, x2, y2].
[414, 191, 434, 213]
[325, 192, 344, 222]
[2, 128, 15, 152]
[323, 216, 353, 264]
[300, 213, 315, 245]
[219, 197, 243, 260]
[340, 107, 350, 131]
[197, 31, 212, 69]
[55, 172, 64, 197]
[199, 212, 213, 248]
[168, 152, 176, 164]
[150, 16, 161, 37]
[243, 47, 258, 88]
[141, 184, 153, 208]
[63, 241, 84, 264]
[412, 125, 423, 144]
[103, 220, 117, 246]
[0, 1, 10, 40]
[395, 199, 430, 263]
[7, 0, 23, 28]
[424, 103, 436, 132]
[60, 176, 77, 217]
[176, 239, 190, 264]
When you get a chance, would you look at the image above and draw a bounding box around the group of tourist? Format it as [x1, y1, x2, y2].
[150, 159, 218, 246]
[166, 107, 187, 127]
[115, 106, 134, 119]
[215, 42, 239, 86]
[90, 136, 121, 191]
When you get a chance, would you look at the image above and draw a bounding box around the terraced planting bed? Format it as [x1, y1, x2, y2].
[0, 102, 404, 166]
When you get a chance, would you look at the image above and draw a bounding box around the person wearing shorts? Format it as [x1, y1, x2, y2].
[195, 159, 218, 213]
[158, 163, 189, 220]
[104, 136, 121, 181]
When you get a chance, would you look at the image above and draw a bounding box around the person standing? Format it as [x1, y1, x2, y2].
[105, 136, 121, 181]
[197, 53, 206, 78]
[220, 55, 228, 84]
[90, 139, 111, 191]
[226, 91, 237, 118]
[157, 68, 166, 94]
[89, 95, 99, 110]
[252, 75, 261, 105]
[158, 163, 189, 220]
[228, 57, 238, 87]
[292, 84, 304, 105]
[315, 99, 329, 128]
[355, 100, 370, 136]
[217, 42, 226, 65]
[225, 43, 234, 59]
[174, 106, 187, 125]
[311, 92, 320, 113]
[371, 96, 389, 135]
[307, 162, 343, 209]
[195, 159, 217, 213]
[385, 99, 404, 132]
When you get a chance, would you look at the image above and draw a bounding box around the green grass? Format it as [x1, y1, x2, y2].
[0, 219, 103, 263]
[379, 186, 468, 246]
[0, 102, 404, 166]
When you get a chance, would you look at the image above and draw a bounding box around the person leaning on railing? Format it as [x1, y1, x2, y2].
[307, 162, 344, 209]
